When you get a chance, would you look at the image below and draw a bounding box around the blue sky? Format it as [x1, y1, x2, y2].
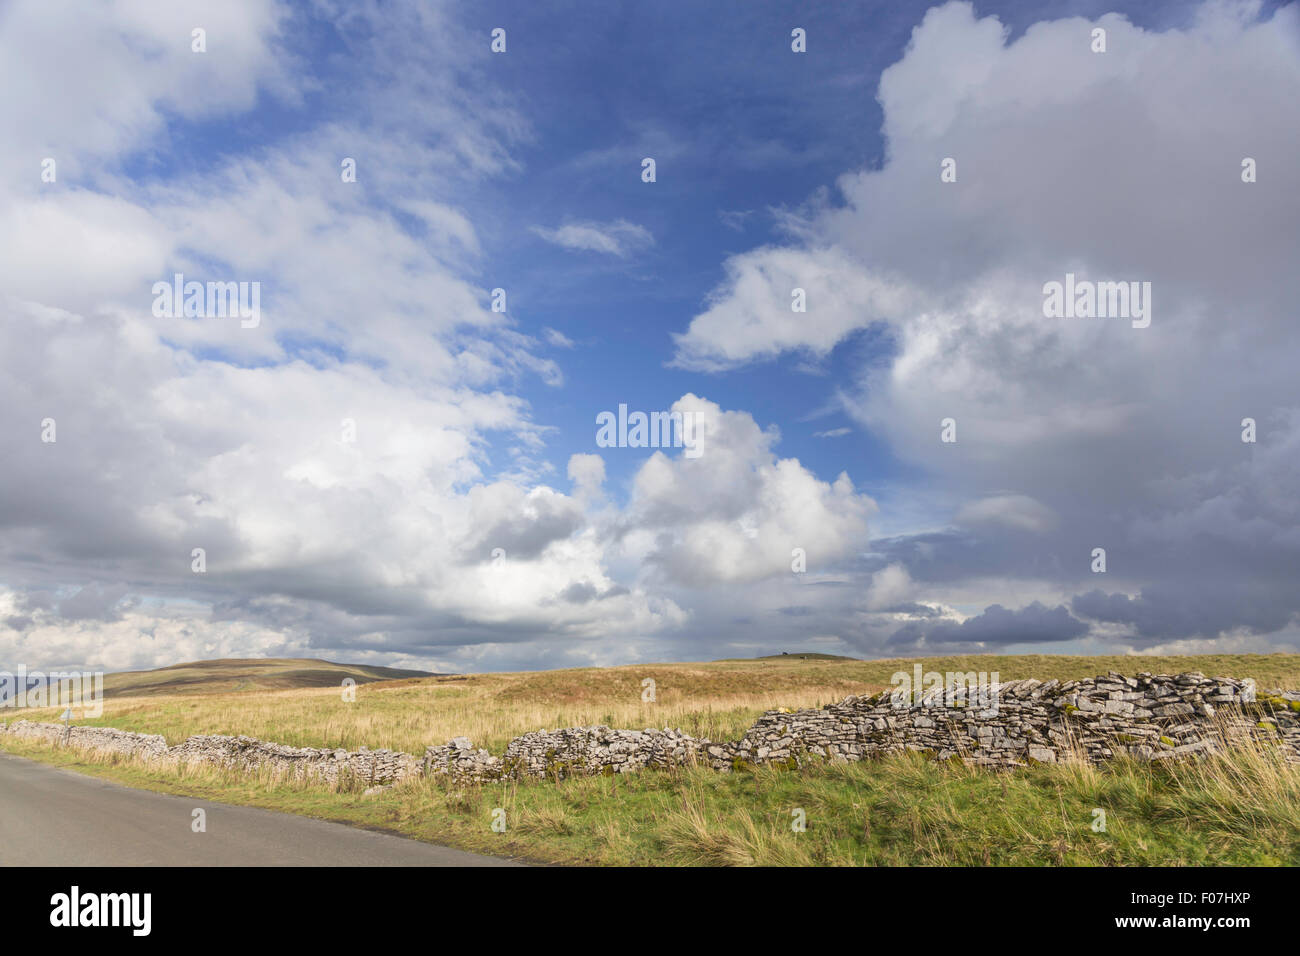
[117, 0, 1284, 490]
[140, 0, 1230, 496]
[1, 0, 1299, 674]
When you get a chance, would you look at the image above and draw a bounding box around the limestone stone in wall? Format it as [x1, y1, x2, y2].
[726, 672, 1296, 771]
[0, 720, 417, 787]
[499, 726, 709, 779]
[171, 735, 419, 786]
[0, 720, 170, 761]
[423, 736, 501, 779]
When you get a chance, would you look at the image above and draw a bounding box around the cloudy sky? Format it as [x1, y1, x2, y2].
[2, 0, 1298, 675]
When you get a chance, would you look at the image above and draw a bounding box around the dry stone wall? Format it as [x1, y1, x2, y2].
[3, 672, 1297, 789]
[725, 673, 1300, 770]
[168, 735, 420, 786]
[0, 721, 418, 786]
[0, 721, 170, 761]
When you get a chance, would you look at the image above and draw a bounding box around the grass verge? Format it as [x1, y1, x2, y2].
[3, 735, 1296, 866]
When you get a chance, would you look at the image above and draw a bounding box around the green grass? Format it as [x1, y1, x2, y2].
[4, 734, 1296, 866]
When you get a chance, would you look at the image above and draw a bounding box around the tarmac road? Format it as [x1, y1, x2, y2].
[0, 751, 522, 866]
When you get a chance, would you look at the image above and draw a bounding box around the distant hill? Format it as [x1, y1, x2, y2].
[720, 652, 862, 662]
[96, 658, 436, 698]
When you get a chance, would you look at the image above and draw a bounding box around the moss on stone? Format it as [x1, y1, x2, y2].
[1250, 694, 1296, 716]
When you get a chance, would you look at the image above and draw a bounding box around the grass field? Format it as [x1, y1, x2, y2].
[9, 653, 1300, 754]
[2, 732, 1295, 866]
[5, 653, 1299, 866]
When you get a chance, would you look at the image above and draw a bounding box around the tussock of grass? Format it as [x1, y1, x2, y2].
[5, 732, 1296, 867]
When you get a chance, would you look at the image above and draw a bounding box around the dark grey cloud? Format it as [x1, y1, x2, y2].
[57, 584, 130, 622]
[557, 581, 599, 604]
[469, 506, 584, 562]
[887, 602, 1088, 652]
[1072, 585, 1296, 645]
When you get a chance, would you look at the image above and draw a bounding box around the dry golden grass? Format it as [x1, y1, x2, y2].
[10, 653, 1300, 755]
